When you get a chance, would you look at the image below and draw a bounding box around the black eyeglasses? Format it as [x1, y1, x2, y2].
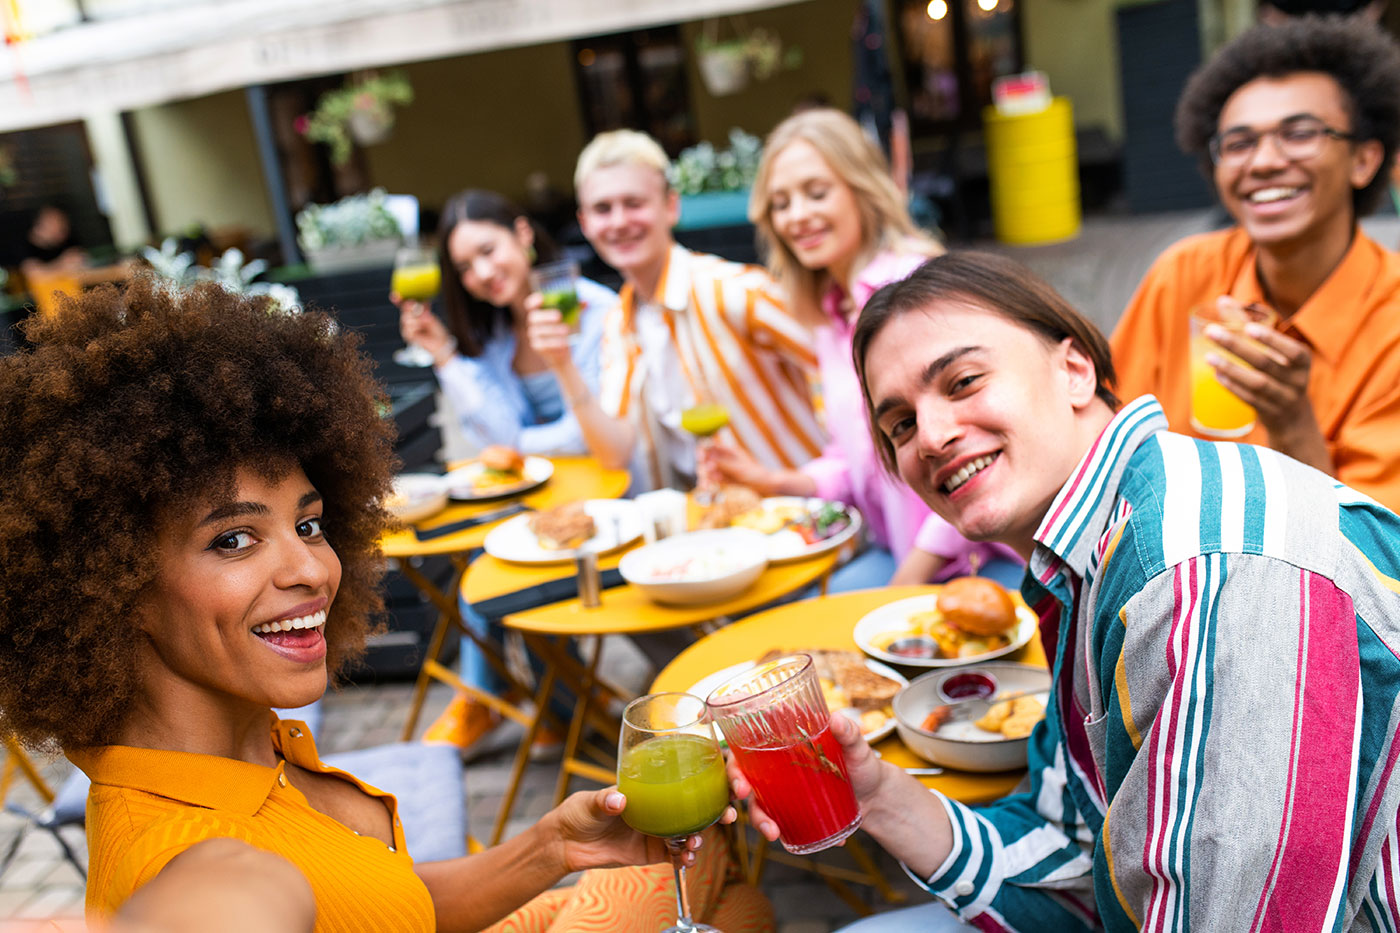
[1209, 116, 1356, 166]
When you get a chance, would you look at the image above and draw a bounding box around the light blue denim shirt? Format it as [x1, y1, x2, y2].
[433, 276, 615, 456]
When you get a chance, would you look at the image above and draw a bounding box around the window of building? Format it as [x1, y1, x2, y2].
[571, 27, 696, 156]
[896, 0, 1023, 132]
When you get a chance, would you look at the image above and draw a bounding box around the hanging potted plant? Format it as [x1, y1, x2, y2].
[297, 71, 414, 166]
[695, 19, 802, 97]
[670, 129, 762, 231]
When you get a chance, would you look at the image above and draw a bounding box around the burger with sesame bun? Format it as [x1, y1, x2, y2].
[936, 576, 1019, 637]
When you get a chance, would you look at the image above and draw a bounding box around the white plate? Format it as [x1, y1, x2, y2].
[685, 656, 907, 744]
[854, 591, 1037, 669]
[729, 497, 863, 564]
[483, 499, 643, 564]
[386, 473, 448, 524]
[443, 455, 553, 501]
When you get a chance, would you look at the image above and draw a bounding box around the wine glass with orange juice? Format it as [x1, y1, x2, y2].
[391, 246, 442, 368]
[681, 402, 730, 506]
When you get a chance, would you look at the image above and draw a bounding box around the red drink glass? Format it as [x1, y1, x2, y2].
[706, 654, 862, 854]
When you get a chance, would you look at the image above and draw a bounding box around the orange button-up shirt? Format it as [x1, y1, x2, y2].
[1111, 226, 1400, 513]
[68, 717, 435, 933]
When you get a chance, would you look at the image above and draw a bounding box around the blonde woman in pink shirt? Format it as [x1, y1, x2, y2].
[701, 108, 1020, 589]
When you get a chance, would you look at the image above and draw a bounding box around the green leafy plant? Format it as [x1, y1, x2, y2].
[142, 238, 302, 316]
[0, 145, 16, 188]
[295, 188, 403, 251]
[297, 71, 413, 166]
[669, 129, 762, 196]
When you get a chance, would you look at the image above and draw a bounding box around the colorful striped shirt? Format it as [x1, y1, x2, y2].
[598, 244, 824, 490]
[911, 395, 1400, 932]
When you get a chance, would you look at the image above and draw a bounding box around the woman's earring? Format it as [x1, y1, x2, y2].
[527, 244, 538, 264]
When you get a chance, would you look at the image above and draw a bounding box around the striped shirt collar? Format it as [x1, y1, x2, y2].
[1031, 395, 1169, 580]
[617, 243, 683, 335]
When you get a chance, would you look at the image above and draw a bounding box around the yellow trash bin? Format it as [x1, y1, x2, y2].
[983, 97, 1081, 245]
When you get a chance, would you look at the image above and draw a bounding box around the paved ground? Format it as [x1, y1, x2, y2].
[7, 207, 1399, 929]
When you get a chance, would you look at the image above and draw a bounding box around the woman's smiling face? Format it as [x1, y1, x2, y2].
[136, 465, 341, 715]
[447, 217, 534, 309]
[765, 139, 865, 282]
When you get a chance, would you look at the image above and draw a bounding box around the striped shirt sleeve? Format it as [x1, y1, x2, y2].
[910, 743, 1099, 930]
[915, 549, 1364, 931]
[1099, 553, 1360, 932]
[734, 272, 817, 369]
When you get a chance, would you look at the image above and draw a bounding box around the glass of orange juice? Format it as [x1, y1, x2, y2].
[681, 402, 730, 506]
[391, 246, 442, 368]
[1189, 301, 1278, 438]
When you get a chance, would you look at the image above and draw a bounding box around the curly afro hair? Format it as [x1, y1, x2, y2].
[1175, 16, 1400, 216]
[0, 277, 397, 750]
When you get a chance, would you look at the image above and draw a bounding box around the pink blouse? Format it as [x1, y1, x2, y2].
[801, 251, 1018, 579]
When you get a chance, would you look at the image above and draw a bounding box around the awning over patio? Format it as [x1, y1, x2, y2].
[0, 0, 807, 133]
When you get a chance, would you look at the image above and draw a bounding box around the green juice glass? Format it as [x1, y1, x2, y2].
[529, 259, 582, 326]
[618, 693, 727, 933]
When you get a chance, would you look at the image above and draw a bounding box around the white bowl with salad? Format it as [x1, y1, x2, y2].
[619, 528, 769, 606]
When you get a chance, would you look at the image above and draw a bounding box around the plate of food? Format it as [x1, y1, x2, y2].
[686, 649, 907, 744]
[443, 446, 553, 501]
[893, 663, 1052, 772]
[697, 489, 862, 564]
[483, 499, 644, 564]
[385, 473, 448, 524]
[854, 577, 1036, 668]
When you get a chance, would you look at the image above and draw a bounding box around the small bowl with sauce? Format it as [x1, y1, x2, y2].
[886, 635, 940, 661]
[936, 670, 997, 703]
[892, 663, 1051, 772]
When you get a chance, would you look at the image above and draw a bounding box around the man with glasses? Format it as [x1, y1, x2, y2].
[1111, 18, 1400, 512]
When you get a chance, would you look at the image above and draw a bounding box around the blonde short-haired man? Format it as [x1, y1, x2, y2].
[529, 129, 824, 490]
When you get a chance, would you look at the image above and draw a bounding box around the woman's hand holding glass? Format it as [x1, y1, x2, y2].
[391, 296, 457, 368]
[551, 785, 732, 875]
[696, 438, 772, 495]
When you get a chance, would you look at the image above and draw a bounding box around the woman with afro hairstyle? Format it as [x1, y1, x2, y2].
[1111, 16, 1400, 513]
[0, 278, 771, 933]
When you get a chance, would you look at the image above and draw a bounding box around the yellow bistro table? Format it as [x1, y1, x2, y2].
[498, 550, 840, 822]
[652, 586, 1046, 803]
[650, 585, 1046, 910]
[380, 456, 629, 746]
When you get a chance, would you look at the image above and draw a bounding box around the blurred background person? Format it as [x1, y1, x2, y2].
[528, 129, 825, 492]
[393, 189, 618, 752]
[1111, 18, 1400, 513]
[395, 188, 616, 457]
[702, 108, 1020, 590]
[17, 203, 86, 283]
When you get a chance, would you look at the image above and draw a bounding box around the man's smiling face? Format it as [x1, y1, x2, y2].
[1214, 71, 1382, 252]
[864, 302, 1102, 555]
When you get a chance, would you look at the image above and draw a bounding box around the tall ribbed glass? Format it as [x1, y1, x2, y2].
[705, 655, 861, 854]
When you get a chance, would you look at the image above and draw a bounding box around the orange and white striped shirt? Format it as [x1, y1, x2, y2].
[598, 245, 825, 489]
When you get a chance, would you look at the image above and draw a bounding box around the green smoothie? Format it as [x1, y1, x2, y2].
[542, 288, 581, 325]
[618, 733, 729, 838]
